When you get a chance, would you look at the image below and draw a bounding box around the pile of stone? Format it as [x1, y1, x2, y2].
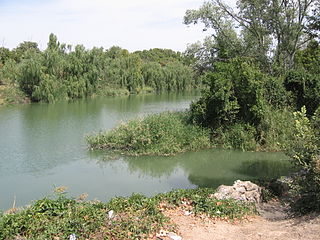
[212, 180, 262, 203]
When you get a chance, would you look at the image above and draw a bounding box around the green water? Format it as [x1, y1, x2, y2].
[0, 93, 291, 210]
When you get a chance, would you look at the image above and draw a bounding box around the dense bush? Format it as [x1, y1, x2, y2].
[87, 112, 212, 156]
[187, 57, 306, 152]
[213, 123, 258, 151]
[285, 41, 320, 115]
[189, 59, 267, 129]
[288, 107, 320, 213]
[285, 69, 320, 115]
[256, 107, 296, 151]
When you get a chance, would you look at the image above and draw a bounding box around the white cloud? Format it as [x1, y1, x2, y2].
[0, 0, 236, 52]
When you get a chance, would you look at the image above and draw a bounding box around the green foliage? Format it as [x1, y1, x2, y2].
[214, 123, 258, 151]
[12, 41, 40, 62]
[285, 69, 320, 115]
[263, 76, 289, 108]
[0, 85, 28, 105]
[287, 106, 320, 213]
[141, 61, 164, 91]
[135, 48, 183, 65]
[17, 51, 44, 100]
[306, 2, 320, 40]
[257, 107, 296, 151]
[0, 193, 108, 240]
[0, 59, 20, 86]
[0, 47, 12, 66]
[105, 194, 171, 239]
[284, 41, 320, 115]
[87, 111, 212, 156]
[0, 189, 256, 240]
[188, 58, 304, 152]
[157, 188, 256, 219]
[162, 62, 195, 91]
[190, 59, 267, 129]
[0, 34, 196, 104]
[184, 0, 315, 71]
[295, 40, 320, 74]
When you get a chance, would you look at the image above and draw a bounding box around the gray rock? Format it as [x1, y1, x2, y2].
[213, 180, 262, 203]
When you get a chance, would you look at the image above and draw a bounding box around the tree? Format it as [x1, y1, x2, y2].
[12, 41, 39, 62]
[184, 1, 243, 63]
[184, 0, 316, 71]
[135, 48, 183, 65]
[306, 1, 320, 40]
[0, 47, 12, 65]
[189, 58, 267, 129]
[285, 40, 320, 115]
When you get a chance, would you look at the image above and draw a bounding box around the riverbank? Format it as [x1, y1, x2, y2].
[0, 188, 255, 239]
[0, 84, 29, 106]
[2, 187, 319, 240]
[0, 84, 157, 107]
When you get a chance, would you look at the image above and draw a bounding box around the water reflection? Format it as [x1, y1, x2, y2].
[99, 149, 292, 189]
[236, 159, 294, 179]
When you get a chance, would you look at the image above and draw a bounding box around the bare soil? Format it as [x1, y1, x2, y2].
[160, 200, 320, 240]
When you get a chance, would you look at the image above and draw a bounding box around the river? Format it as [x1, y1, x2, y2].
[0, 92, 291, 210]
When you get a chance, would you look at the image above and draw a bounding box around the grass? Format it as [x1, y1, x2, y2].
[95, 86, 130, 97]
[0, 188, 256, 240]
[87, 111, 212, 156]
[211, 107, 297, 152]
[0, 84, 29, 106]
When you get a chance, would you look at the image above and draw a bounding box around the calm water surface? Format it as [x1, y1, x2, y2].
[0, 93, 291, 210]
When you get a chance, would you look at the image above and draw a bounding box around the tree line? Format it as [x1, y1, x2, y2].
[0, 34, 196, 103]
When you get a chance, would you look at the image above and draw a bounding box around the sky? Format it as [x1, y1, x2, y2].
[0, 0, 236, 52]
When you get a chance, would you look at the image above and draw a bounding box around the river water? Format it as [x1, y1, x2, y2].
[0, 92, 291, 210]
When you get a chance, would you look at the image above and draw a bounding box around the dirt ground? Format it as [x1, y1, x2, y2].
[160, 201, 320, 240]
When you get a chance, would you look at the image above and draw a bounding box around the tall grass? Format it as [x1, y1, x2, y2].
[87, 111, 212, 156]
[212, 107, 297, 152]
[0, 84, 29, 105]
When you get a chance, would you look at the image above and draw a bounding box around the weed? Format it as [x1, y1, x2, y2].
[87, 111, 212, 156]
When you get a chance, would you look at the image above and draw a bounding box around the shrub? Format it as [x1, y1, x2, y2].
[0, 84, 29, 105]
[287, 106, 320, 213]
[189, 58, 268, 129]
[86, 111, 212, 156]
[285, 69, 320, 115]
[257, 107, 296, 151]
[214, 123, 258, 151]
[0, 194, 108, 240]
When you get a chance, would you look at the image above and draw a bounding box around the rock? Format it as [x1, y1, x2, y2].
[167, 232, 182, 240]
[213, 180, 262, 203]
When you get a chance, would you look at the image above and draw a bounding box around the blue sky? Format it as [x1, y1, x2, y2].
[0, 0, 236, 52]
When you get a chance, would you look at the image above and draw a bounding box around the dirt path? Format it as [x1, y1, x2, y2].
[162, 201, 320, 240]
